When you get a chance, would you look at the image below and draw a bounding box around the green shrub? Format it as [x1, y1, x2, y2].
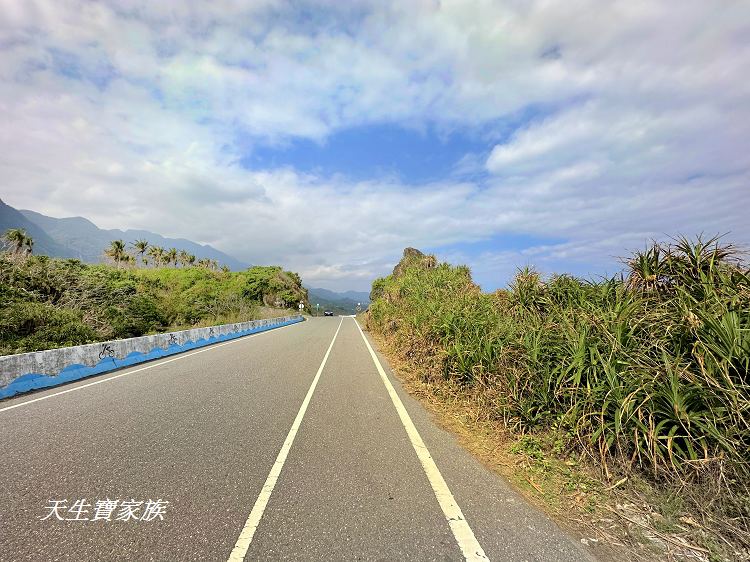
[0, 300, 97, 353]
[367, 237, 750, 481]
[0, 255, 306, 354]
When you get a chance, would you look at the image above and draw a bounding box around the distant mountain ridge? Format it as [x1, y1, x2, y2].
[0, 199, 246, 270]
[306, 287, 370, 314]
[308, 287, 369, 304]
[0, 199, 76, 258]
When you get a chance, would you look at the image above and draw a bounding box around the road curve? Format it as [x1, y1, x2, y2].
[0, 317, 594, 561]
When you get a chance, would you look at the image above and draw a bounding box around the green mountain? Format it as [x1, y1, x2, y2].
[0, 199, 75, 258]
[307, 287, 370, 315]
[0, 200, 246, 269]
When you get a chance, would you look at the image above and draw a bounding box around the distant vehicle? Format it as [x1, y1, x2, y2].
[323, 310, 334, 316]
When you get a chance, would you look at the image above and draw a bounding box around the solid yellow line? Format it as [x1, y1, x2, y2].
[227, 317, 343, 562]
[353, 318, 490, 561]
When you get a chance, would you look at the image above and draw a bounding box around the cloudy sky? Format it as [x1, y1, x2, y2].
[2, 1, 749, 291]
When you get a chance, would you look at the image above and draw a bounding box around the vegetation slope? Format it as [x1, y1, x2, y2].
[0, 254, 307, 355]
[366, 239, 749, 559]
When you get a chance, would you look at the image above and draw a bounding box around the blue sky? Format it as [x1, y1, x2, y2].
[1, 1, 749, 291]
[242, 123, 492, 183]
[240, 103, 553, 184]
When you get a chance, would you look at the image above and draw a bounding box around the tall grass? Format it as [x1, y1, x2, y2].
[367, 237, 750, 483]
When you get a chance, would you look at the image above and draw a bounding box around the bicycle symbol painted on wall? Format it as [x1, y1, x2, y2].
[168, 334, 178, 346]
[98, 344, 115, 361]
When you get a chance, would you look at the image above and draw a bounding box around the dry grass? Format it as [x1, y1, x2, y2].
[362, 237, 750, 561]
[367, 326, 744, 561]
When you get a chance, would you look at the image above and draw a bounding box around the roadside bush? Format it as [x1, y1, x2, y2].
[0, 300, 97, 354]
[104, 293, 166, 339]
[367, 237, 750, 481]
[0, 255, 306, 354]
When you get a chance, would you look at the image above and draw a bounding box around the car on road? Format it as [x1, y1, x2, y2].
[323, 310, 334, 316]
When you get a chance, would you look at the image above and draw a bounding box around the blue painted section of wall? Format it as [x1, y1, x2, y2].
[0, 317, 303, 400]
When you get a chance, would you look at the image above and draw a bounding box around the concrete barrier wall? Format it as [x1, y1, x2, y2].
[0, 315, 304, 399]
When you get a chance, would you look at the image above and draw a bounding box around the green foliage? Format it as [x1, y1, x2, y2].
[240, 265, 308, 308]
[370, 277, 387, 302]
[0, 300, 96, 353]
[104, 239, 126, 267]
[0, 255, 307, 354]
[368, 237, 750, 482]
[2, 228, 34, 256]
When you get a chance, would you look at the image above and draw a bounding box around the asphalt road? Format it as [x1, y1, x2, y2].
[0, 317, 595, 561]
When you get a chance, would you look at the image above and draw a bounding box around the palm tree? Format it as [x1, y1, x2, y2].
[132, 239, 149, 267]
[220, 265, 230, 273]
[187, 254, 196, 267]
[178, 250, 190, 268]
[147, 245, 163, 267]
[2, 228, 33, 258]
[196, 258, 210, 268]
[166, 248, 178, 268]
[105, 239, 126, 268]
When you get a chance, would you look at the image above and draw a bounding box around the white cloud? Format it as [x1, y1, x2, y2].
[1, 0, 748, 291]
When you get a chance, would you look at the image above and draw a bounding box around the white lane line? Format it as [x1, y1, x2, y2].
[354, 318, 489, 562]
[0, 321, 304, 414]
[227, 317, 343, 562]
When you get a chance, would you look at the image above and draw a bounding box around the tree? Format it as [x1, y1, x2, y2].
[105, 240, 126, 268]
[132, 239, 149, 267]
[147, 245, 164, 267]
[2, 228, 33, 258]
[178, 250, 190, 268]
[166, 248, 178, 268]
[187, 254, 196, 267]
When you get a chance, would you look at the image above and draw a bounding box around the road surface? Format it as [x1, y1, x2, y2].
[0, 317, 594, 561]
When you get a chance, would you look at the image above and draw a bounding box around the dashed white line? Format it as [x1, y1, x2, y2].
[227, 317, 343, 562]
[354, 318, 490, 562]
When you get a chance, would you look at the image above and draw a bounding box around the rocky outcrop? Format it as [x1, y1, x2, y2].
[392, 247, 437, 278]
